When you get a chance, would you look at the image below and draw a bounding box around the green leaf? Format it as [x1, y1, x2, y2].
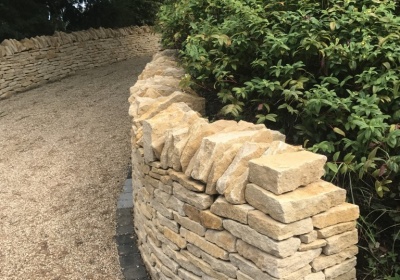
[327, 162, 339, 173]
[333, 127, 346, 137]
[329, 21, 336, 31]
[333, 151, 340, 162]
[382, 62, 391, 69]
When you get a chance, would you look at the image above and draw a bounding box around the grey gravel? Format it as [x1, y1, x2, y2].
[0, 56, 152, 280]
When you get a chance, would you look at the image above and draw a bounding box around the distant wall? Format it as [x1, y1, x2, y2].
[0, 26, 161, 99]
[128, 50, 359, 280]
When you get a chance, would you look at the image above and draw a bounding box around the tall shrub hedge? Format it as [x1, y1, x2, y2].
[157, 0, 400, 278]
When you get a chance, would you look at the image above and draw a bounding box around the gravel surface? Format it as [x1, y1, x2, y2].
[0, 56, 152, 280]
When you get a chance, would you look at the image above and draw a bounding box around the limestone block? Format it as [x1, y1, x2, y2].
[166, 195, 186, 216]
[298, 239, 327, 251]
[183, 204, 202, 223]
[199, 250, 238, 278]
[129, 76, 181, 98]
[180, 119, 237, 172]
[317, 221, 357, 239]
[163, 245, 203, 276]
[236, 239, 321, 278]
[135, 91, 204, 124]
[223, 219, 301, 258]
[262, 141, 303, 156]
[161, 265, 181, 280]
[156, 212, 179, 233]
[142, 102, 198, 162]
[200, 210, 223, 230]
[230, 254, 276, 280]
[329, 268, 356, 280]
[210, 196, 254, 224]
[312, 203, 359, 229]
[323, 229, 358, 255]
[299, 230, 318, 244]
[20, 38, 36, 50]
[187, 129, 274, 189]
[187, 244, 203, 257]
[248, 210, 313, 241]
[1, 39, 17, 53]
[248, 151, 327, 194]
[173, 182, 214, 210]
[304, 272, 326, 280]
[173, 212, 206, 236]
[163, 227, 187, 249]
[169, 170, 205, 192]
[205, 230, 236, 252]
[245, 181, 346, 223]
[181, 228, 229, 260]
[205, 143, 243, 194]
[217, 141, 270, 204]
[128, 95, 159, 118]
[324, 257, 357, 279]
[236, 270, 254, 280]
[178, 268, 202, 280]
[312, 245, 358, 272]
[148, 238, 180, 273]
[160, 127, 189, 170]
[181, 250, 230, 280]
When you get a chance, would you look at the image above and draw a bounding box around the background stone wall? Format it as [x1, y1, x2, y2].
[129, 50, 360, 280]
[0, 26, 161, 99]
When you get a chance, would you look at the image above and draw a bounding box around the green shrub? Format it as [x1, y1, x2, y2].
[157, 0, 400, 278]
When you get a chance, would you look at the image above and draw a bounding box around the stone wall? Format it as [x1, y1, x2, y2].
[0, 26, 161, 99]
[129, 50, 359, 280]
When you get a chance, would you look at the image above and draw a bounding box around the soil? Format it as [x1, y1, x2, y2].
[0, 56, 152, 280]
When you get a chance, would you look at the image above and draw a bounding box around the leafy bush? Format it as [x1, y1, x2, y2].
[157, 0, 400, 278]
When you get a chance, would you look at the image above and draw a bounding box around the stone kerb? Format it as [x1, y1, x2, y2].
[0, 26, 161, 100]
[129, 49, 359, 280]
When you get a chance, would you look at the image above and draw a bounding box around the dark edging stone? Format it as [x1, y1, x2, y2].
[116, 172, 150, 280]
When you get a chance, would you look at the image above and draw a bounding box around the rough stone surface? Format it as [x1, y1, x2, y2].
[312, 245, 358, 271]
[200, 210, 223, 230]
[304, 272, 326, 280]
[248, 210, 313, 241]
[181, 228, 229, 260]
[245, 181, 346, 223]
[316, 221, 357, 239]
[169, 169, 205, 192]
[324, 257, 357, 279]
[142, 103, 199, 162]
[205, 230, 237, 253]
[217, 141, 270, 204]
[236, 240, 321, 278]
[210, 197, 254, 224]
[173, 182, 214, 210]
[312, 203, 359, 229]
[187, 129, 274, 190]
[223, 219, 301, 258]
[248, 151, 327, 194]
[323, 229, 358, 255]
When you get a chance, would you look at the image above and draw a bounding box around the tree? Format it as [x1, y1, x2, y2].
[0, 0, 53, 41]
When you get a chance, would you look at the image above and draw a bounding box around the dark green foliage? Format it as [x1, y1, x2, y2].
[157, 0, 400, 278]
[0, 0, 53, 41]
[0, 0, 162, 42]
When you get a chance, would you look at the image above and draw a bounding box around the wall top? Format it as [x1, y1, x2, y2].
[0, 26, 153, 57]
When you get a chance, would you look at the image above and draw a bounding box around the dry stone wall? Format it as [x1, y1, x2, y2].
[0, 26, 161, 99]
[129, 49, 360, 280]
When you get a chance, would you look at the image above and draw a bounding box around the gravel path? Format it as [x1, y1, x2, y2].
[0, 56, 152, 280]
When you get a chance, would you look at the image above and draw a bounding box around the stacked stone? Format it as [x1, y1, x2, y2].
[0, 26, 161, 100]
[129, 50, 359, 280]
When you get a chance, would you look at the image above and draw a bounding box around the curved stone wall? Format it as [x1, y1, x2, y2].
[0, 26, 161, 99]
[129, 50, 359, 280]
